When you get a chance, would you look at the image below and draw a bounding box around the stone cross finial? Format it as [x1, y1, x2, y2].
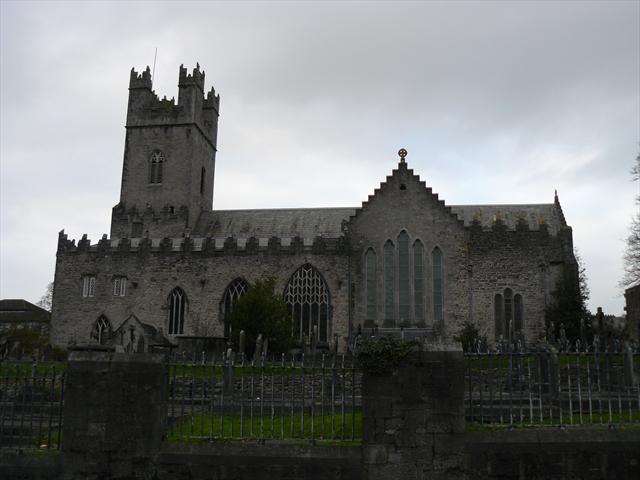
[398, 148, 407, 163]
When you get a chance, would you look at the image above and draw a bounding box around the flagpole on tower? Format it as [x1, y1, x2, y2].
[151, 47, 158, 89]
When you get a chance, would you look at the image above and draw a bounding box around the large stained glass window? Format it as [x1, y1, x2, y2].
[384, 241, 395, 325]
[284, 264, 331, 342]
[365, 248, 377, 322]
[432, 247, 443, 323]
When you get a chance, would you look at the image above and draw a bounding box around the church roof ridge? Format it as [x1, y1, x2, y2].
[210, 206, 357, 213]
[449, 202, 555, 208]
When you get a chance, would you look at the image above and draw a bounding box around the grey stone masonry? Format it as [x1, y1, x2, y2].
[62, 351, 167, 477]
[51, 63, 579, 353]
[362, 347, 465, 480]
[112, 65, 219, 239]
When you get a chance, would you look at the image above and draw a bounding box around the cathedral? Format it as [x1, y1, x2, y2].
[50, 64, 576, 353]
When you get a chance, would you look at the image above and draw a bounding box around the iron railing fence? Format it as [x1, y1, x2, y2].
[167, 353, 361, 443]
[0, 363, 65, 450]
[464, 351, 640, 427]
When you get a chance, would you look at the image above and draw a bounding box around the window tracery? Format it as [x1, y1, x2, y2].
[284, 264, 331, 343]
[221, 278, 249, 319]
[149, 151, 165, 184]
[168, 287, 186, 335]
[92, 315, 111, 345]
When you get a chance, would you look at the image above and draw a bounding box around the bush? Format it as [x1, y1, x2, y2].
[355, 336, 421, 374]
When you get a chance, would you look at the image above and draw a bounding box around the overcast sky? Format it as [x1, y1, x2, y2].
[1, 0, 638, 314]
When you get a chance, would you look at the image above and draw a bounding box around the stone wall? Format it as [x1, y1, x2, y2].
[362, 348, 466, 480]
[468, 223, 573, 343]
[348, 162, 470, 334]
[51, 241, 351, 351]
[62, 351, 167, 477]
[2, 352, 640, 479]
[466, 430, 640, 480]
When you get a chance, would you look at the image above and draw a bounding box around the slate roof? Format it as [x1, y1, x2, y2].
[0, 299, 50, 324]
[193, 203, 564, 239]
[194, 208, 356, 239]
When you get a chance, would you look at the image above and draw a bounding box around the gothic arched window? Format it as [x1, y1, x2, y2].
[514, 293, 523, 333]
[413, 240, 425, 325]
[383, 240, 395, 325]
[168, 287, 187, 335]
[432, 247, 444, 323]
[365, 248, 377, 322]
[398, 231, 410, 325]
[504, 288, 513, 341]
[284, 264, 331, 343]
[149, 150, 165, 184]
[494, 294, 504, 341]
[220, 278, 249, 319]
[92, 315, 112, 345]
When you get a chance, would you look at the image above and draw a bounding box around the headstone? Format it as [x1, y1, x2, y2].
[255, 333, 263, 361]
[239, 330, 245, 359]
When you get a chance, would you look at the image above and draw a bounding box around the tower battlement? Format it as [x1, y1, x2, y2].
[178, 63, 205, 92]
[129, 66, 153, 90]
[125, 64, 220, 146]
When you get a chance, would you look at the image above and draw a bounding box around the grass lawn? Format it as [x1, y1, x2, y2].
[167, 411, 362, 444]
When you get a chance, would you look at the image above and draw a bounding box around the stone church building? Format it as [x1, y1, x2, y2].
[50, 64, 576, 353]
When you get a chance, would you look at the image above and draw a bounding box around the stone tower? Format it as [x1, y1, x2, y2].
[110, 64, 220, 238]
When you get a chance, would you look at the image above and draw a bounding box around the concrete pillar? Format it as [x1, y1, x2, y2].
[362, 348, 465, 480]
[62, 351, 167, 477]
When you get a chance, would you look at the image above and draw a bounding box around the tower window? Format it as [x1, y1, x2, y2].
[149, 151, 165, 184]
[82, 276, 96, 298]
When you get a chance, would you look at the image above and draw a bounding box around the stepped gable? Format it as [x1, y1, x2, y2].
[194, 207, 355, 240]
[348, 151, 464, 227]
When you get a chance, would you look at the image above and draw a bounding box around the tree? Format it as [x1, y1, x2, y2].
[0, 325, 48, 360]
[545, 250, 591, 344]
[226, 278, 293, 357]
[37, 282, 54, 311]
[621, 151, 640, 288]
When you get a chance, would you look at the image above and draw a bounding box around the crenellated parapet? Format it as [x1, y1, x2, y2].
[178, 63, 205, 92]
[56, 233, 351, 257]
[126, 64, 219, 146]
[468, 217, 571, 265]
[129, 66, 152, 90]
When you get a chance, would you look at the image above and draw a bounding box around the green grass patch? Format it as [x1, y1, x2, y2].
[167, 411, 362, 443]
[168, 364, 352, 380]
[466, 409, 640, 431]
[0, 362, 66, 378]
